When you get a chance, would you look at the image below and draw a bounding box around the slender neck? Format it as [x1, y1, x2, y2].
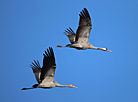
[55, 84, 76, 88]
[54, 81, 71, 87]
[55, 84, 69, 87]
[90, 45, 105, 51]
[97, 48, 105, 50]
[89, 45, 98, 49]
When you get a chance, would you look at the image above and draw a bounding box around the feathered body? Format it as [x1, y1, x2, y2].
[57, 8, 111, 52]
[22, 47, 77, 90]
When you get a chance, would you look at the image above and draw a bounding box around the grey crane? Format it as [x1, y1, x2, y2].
[57, 8, 111, 52]
[22, 47, 77, 90]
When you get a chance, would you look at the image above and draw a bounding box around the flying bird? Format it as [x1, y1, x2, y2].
[22, 47, 77, 90]
[57, 8, 111, 52]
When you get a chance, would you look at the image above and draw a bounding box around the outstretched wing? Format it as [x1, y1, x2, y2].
[30, 60, 41, 83]
[64, 27, 76, 44]
[75, 8, 92, 43]
[40, 47, 56, 83]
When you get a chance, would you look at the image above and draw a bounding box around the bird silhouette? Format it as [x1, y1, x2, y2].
[22, 47, 77, 90]
[57, 8, 111, 52]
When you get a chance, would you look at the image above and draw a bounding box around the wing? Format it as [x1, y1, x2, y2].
[40, 47, 56, 83]
[64, 27, 76, 44]
[30, 60, 41, 83]
[75, 8, 92, 43]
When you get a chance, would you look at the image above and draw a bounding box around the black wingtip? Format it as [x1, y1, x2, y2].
[79, 8, 91, 19]
[48, 47, 53, 54]
[64, 27, 75, 35]
[43, 47, 54, 59]
[84, 8, 87, 11]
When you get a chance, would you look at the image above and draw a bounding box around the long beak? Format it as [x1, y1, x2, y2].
[74, 86, 78, 88]
[107, 49, 112, 52]
[71, 85, 78, 88]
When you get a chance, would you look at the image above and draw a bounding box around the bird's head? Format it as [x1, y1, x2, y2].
[67, 84, 77, 88]
[102, 48, 112, 52]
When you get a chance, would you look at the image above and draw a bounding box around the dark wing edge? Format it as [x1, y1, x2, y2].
[78, 8, 91, 26]
[30, 60, 41, 83]
[40, 47, 56, 82]
[64, 27, 76, 44]
[30, 60, 41, 69]
[64, 27, 75, 35]
[75, 8, 92, 42]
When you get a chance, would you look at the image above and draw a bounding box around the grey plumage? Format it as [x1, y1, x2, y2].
[57, 8, 111, 52]
[30, 60, 41, 83]
[22, 47, 77, 90]
[65, 27, 76, 44]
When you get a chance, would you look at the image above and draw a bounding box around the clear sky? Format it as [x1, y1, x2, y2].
[1, 0, 138, 102]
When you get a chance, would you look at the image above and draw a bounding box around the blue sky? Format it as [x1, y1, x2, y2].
[1, 0, 138, 102]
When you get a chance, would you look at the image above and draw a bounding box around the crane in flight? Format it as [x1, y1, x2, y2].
[22, 47, 77, 90]
[57, 8, 111, 52]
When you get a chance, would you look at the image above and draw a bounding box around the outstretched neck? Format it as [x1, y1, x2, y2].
[89, 45, 98, 50]
[90, 46, 111, 52]
[55, 84, 77, 88]
[97, 47, 106, 51]
[89, 45, 106, 51]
